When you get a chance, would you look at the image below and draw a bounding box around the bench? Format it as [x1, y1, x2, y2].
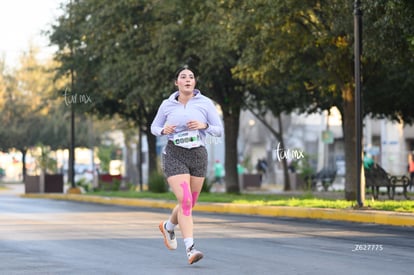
[310, 167, 337, 191]
[389, 175, 410, 200]
[364, 164, 410, 199]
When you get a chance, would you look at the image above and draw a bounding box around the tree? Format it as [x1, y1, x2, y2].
[153, 0, 248, 193]
[0, 54, 41, 179]
[49, 0, 170, 179]
[231, 0, 414, 200]
[0, 46, 94, 180]
[48, 0, 414, 198]
[362, 0, 414, 123]
[242, 87, 308, 191]
[49, 0, 248, 193]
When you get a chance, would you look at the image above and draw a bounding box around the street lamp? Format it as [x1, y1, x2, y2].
[354, 0, 364, 207]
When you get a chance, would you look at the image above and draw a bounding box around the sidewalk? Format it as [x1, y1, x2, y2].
[4, 182, 414, 227]
[0, 182, 25, 195]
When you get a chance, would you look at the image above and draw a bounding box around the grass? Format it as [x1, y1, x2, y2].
[86, 190, 414, 213]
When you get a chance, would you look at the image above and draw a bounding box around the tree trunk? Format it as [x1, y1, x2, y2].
[124, 129, 138, 187]
[146, 126, 158, 177]
[21, 148, 27, 182]
[223, 111, 240, 193]
[342, 84, 357, 200]
[277, 115, 291, 191]
[137, 127, 143, 191]
[40, 169, 45, 193]
[246, 110, 291, 190]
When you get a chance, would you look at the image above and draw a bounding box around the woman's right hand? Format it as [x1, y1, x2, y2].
[162, 125, 176, 135]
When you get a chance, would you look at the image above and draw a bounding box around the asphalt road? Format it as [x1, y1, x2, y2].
[1, 195, 413, 275]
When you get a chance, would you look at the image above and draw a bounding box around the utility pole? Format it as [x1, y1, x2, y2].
[354, 0, 364, 207]
[68, 0, 76, 191]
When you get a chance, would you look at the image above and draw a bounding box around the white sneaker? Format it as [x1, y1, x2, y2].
[187, 244, 203, 264]
[159, 221, 177, 250]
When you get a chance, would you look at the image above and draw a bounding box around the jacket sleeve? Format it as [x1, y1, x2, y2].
[204, 99, 223, 137]
[150, 102, 166, 136]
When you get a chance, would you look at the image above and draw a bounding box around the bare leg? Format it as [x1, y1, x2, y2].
[167, 174, 205, 239]
[169, 204, 179, 225]
[189, 175, 204, 205]
[167, 174, 193, 239]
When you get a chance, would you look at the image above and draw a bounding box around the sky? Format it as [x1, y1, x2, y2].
[0, 0, 66, 68]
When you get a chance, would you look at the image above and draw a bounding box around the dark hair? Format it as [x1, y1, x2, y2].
[174, 65, 197, 80]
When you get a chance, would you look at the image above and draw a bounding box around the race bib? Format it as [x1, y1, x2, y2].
[173, 130, 202, 149]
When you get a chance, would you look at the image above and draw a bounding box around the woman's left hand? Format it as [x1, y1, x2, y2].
[187, 120, 208, 130]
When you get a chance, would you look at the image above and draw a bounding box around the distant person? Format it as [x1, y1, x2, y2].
[363, 152, 374, 170]
[408, 153, 414, 190]
[213, 160, 225, 187]
[256, 158, 268, 183]
[0, 167, 5, 179]
[256, 158, 268, 174]
[288, 161, 296, 173]
[237, 163, 246, 175]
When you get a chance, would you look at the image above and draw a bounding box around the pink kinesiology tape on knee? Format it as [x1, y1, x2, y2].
[192, 192, 199, 208]
[180, 182, 192, 216]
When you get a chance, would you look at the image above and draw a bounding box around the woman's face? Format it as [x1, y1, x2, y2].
[175, 69, 196, 94]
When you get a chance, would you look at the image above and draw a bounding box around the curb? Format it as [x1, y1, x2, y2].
[21, 193, 414, 227]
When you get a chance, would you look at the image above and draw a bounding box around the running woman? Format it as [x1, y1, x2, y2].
[151, 66, 223, 264]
